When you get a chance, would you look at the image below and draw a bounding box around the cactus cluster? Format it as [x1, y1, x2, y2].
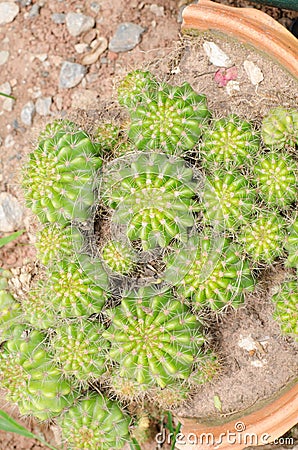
[0, 69, 296, 449]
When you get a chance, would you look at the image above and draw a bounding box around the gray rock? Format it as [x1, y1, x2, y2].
[90, 2, 101, 14]
[109, 22, 145, 53]
[51, 13, 65, 24]
[21, 0, 32, 6]
[0, 192, 24, 233]
[59, 61, 87, 89]
[29, 3, 40, 17]
[0, 51, 9, 66]
[4, 135, 15, 148]
[65, 12, 95, 37]
[36, 96, 52, 116]
[0, 82, 11, 96]
[21, 101, 36, 126]
[0, 2, 19, 25]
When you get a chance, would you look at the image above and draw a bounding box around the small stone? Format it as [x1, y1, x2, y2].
[243, 60, 264, 86]
[74, 43, 89, 54]
[21, 101, 35, 126]
[0, 50, 9, 66]
[0, 82, 11, 96]
[65, 12, 95, 37]
[35, 53, 48, 62]
[225, 80, 240, 96]
[83, 28, 97, 44]
[21, 0, 32, 5]
[35, 96, 52, 116]
[90, 2, 101, 14]
[29, 3, 40, 17]
[54, 95, 63, 111]
[203, 41, 232, 67]
[59, 61, 87, 89]
[0, 192, 24, 233]
[149, 4, 164, 17]
[4, 134, 15, 148]
[51, 13, 66, 24]
[2, 98, 14, 112]
[0, 2, 19, 25]
[109, 22, 145, 53]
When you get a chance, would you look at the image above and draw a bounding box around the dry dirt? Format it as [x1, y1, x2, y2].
[0, 0, 297, 449]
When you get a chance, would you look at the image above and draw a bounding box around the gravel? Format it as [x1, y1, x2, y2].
[35, 96, 52, 116]
[65, 12, 95, 37]
[0, 192, 24, 232]
[0, 2, 19, 25]
[21, 101, 36, 126]
[109, 22, 145, 53]
[0, 51, 9, 66]
[59, 61, 87, 89]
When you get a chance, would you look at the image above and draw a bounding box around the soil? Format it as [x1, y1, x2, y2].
[0, 0, 297, 449]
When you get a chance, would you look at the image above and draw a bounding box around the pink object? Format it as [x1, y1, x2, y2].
[214, 66, 238, 87]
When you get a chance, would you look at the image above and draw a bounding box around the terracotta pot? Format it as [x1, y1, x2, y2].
[176, 3, 298, 448]
[175, 381, 298, 450]
[181, 0, 298, 79]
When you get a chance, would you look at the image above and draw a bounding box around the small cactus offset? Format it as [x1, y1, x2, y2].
[0, 271, 21, 341]
[117, 69, 158, 108]
[285, 217, 298, 268]
[239, 212, 285, 263]
[35, 224, 83, 265]
[200, 114, 259, 169]
[164, 235, 254, 310]
[22, 119, 102, 224]
[128, 81, 211, 154]
[261, 107, 298, 148]
[58, 393, 130, 450]
[103, 286, 204, 389]
[101, 240, 136, 274]
[202, 171, 256, 231]
[272, 279, 298, 341]
[51, 319, 110, 383]
[253, 151, 297, 208]
[101, 152, 199, 250]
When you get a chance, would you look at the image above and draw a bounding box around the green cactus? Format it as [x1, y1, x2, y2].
[0, 271, 21, 341]
[254, 151, 297, 207]
[128, 81, 211, 154]
[59, 393, 130, 450]
[46, 256, 109, 319]
[51, 319, 109, 382]
[35, 224, 84, 265]
[200, 114, 259, 169]
[101, 152, 199, 250]
[272, 279, 298, 341]
[0, 325, 77, 420]
[103, 286, 204, 389]
[107, 371, 147, 402]
[20, 282, 56, 330]
[101, 240, 136, 274]
[239, 212, 285, 263]
[94, 122, 121, 152]
[164, 235, 254, 310]
[22, 120, 102, 225]
[261, 107, 298, 148]
[202, 171, 256, 231]
[285, 218, 298, 268]
[118, 69, 157, 108]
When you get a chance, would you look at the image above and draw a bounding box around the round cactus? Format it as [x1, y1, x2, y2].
[128, 81, 211, 154]
[107, 370, 147, 402]
[103, 286, 204, 389]
[35, 224, 84, 265]
[94, 122, 121, 156]
[22, 120, 102, 224]
[101, 152, 199, 250]
[202, 171, 255, 231]
[164, 235, 254, 310]
[239, 212, 285, 263]
[51, 319, 109, 382]
[0, 326, 77, 420]
[261, 107, 298, 148]
[0, 272, 21, 341]
[59, 393, 130, 450]
[101, 240, 136, 274]
[272, 279, 298, 341]
[46, 256, 109, 319]
[200, 114, 259, 169]
[285, 218, 298, 268]
[117, 69, 157, 108]
[20, 282, 56, 330]
[254, 151, 297, 207]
